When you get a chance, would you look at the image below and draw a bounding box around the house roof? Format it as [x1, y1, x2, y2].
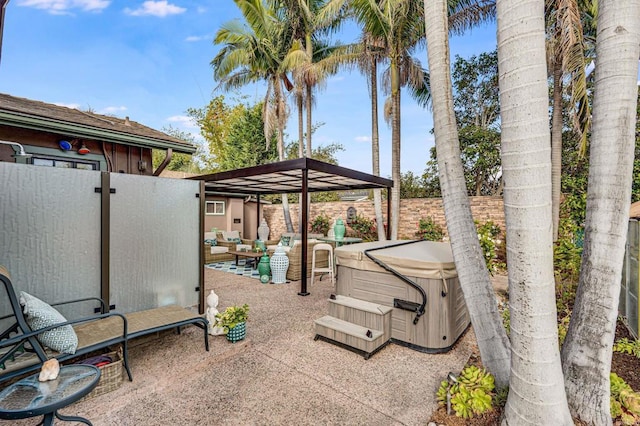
[193, 157, 393, 196]
[0, 93, 196, 154]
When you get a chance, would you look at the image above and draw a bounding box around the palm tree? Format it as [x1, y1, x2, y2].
[496, 0, 573, 422]
[424, 0, 510, 388]
[212, 0, 306, 232]
[332, 0, 427, 239]
[360, 33, 388, 240]
[560, 0, 640, 422]
[546, 0, 592, 241]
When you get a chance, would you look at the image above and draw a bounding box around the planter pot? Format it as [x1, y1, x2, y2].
[226, 321, 246, 343]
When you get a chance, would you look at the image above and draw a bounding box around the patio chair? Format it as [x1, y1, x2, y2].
[0, 265, 209, 384]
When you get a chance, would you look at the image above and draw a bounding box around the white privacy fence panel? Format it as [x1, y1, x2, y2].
[0, 163, 102, 320]
[109, 174, 200, 313]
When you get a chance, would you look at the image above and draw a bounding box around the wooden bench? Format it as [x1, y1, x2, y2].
[0, 265, 209, 384]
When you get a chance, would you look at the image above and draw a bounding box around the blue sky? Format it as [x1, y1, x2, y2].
[0, 0, 497, 176]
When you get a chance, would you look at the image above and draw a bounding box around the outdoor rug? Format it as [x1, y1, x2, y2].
[205, 260, 260, 279]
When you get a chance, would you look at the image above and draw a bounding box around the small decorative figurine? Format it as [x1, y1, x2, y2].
[206, 290, 226, 335]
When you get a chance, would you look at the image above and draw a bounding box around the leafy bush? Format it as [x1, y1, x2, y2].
[611, 373, 640, 425]
[347, 214, 377, 242]
[476, 220, 504, 274]
[613, 338, 640, 359]
[554, 216, 583, 285]
[415, 217, 445, 241]
[436, 366, 495, 419]
[309, 212, 331, 236]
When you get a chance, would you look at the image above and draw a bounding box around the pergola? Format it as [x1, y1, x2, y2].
[194, 158, 394, 296]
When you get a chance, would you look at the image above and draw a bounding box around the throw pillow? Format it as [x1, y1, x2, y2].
[230, 237, 242, 243]
[279, 236, 291, 246]
[19, 291, 78, 354]
[204, 238, 217, 246]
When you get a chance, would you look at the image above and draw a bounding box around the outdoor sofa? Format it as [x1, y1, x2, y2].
[0, 265, 209, 384]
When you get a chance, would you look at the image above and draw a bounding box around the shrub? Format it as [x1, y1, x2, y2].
[436, 365, 495, 419]
[475, 220, 504, 274]
[613, 338, 640, 359]
[347, 214, 377, 242]
[415, 217, 445, 241]
[309, 212, 331, 236]
[611, 373, 640, 425]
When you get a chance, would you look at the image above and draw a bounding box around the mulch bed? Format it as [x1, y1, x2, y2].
[429, 318, 640, 425]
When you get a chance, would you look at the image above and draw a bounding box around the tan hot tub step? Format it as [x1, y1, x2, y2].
[314, 315, 390, 359]
[328, 295, 393, 332]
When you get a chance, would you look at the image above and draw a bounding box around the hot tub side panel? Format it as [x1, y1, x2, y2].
[336, 265, 470, 351]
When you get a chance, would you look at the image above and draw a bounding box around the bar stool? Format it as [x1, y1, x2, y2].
[311, 243, 334, 286]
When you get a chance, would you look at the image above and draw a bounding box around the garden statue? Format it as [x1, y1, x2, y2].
[206, 290, 225, 335]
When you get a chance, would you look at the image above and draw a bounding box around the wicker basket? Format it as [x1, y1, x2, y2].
[82, 348, 124, 400]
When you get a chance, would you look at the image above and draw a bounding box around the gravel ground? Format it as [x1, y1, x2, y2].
[9, 268, 478, 426]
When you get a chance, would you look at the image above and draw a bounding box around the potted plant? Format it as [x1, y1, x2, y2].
[214, 304, 249, 342]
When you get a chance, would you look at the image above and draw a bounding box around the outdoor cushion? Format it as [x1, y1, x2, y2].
[211, 246, 229, 255]
[221, 230, 241, 242]
[19, 291, 78, 354]
[279, 236, 291, 246]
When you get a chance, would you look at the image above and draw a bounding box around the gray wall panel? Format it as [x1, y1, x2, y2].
[109, 174, 199, 313]
[0, 163, 102, 319]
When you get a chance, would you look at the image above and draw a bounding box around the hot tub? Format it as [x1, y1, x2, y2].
[334, 240, 470, 353]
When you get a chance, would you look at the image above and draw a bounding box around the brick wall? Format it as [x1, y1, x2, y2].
[262, 196, 505, 239]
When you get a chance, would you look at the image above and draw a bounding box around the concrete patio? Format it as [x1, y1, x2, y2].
[9, 267, 479, 426]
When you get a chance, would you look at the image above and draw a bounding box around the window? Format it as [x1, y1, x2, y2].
[32, 155, 99, 170]
[205, 201, 225, 215]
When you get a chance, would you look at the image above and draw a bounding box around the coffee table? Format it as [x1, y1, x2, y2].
[0, 364, 101, 425]
[228, 250, 263, 269]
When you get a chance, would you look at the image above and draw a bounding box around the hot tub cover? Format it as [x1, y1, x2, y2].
[334, 240, 457, 280]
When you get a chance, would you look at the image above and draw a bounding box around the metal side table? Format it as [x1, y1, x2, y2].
[0, 364, 100, 425]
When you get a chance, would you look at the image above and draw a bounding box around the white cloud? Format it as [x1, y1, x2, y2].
[167, 115, 197, 128]
[53, 102, 81, 109]
[354, 136, 371, 143]
[100, 106, 127, 114]
[124, 1, 186, 17]
[185, 35, 208, 42]
[18, 0, 110, 14]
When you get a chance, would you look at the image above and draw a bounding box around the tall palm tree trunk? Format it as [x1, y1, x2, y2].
[561, 0, 640, 423]
[390, 54, 401, 240]
[306, 85, 312, 156]
[370, 57, 386, 241]
[496, 0, 573, 423]
[551, 61, 563, 242]
[275, 77, 294, 233]
[424, 0, 510, 387]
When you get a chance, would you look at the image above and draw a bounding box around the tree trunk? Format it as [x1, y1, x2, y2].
[306, 32, 313, 157]
[306, 85, 312, 157]
[551, 60, 563, 242]
[390, 51, 401, 240]
[496, 0, 573, 423]
[561, 0, 640, 423]
[298, 88, 304, 158]
[274, 78, 294, 233]
[424, 0, 510, 388]
[370, 58, 386, 241]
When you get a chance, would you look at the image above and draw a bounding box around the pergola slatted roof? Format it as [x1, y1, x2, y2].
[193, 158, 394, 297]
[195, 158, 393, 196]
